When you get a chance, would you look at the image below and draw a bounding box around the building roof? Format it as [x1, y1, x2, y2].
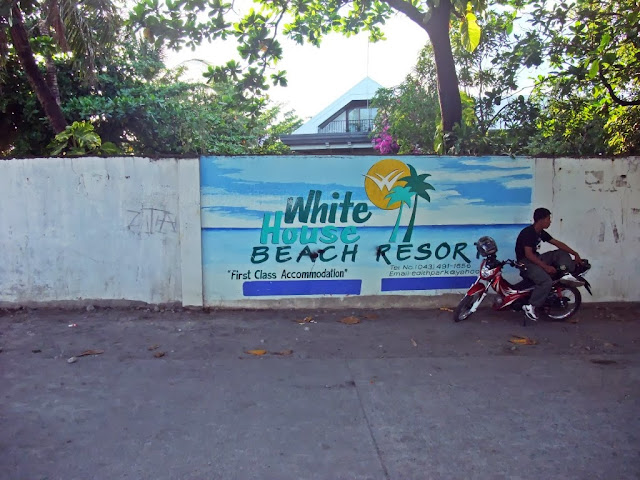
[292, 77, 384, 134]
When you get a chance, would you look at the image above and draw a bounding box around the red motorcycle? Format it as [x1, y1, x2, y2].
[453, 237, 592, 325]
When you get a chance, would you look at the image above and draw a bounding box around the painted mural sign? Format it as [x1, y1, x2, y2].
[200, 156, 532, 302]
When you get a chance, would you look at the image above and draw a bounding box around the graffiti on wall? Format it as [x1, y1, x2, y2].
[201, 156, 533, 302]
[127, 206, 177, 235]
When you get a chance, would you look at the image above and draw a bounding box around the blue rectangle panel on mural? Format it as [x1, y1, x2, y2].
[381, 276, 477, 291]
[243, 279, 362, 296]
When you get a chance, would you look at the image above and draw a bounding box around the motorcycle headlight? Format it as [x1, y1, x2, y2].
[480, 262, 498, 279]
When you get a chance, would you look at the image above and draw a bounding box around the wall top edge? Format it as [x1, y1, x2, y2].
[0, 156, 198, 162]
[2, 155, 638, 161]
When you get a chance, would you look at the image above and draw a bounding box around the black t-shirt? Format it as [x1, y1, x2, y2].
[515, 225, 553, 260]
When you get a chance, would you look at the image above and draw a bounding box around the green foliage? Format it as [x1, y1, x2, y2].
[460, 6, 482, 53]
[522, 0, 640, 154]
[528, 0, 639, 107]
[604, 106, 640, 155]
[371, 46, 441, 154]
[48, 121, 119, 156]
[126, 0, 504, 132]
[128, 0, 233, 50]
[377, 0, 639, 156]
[1, 19, 301, 156]
[127, 0, 286, 98]
[4, 0, 638, 156]
[523, 94, 640, 156]
[58, 46, 301, 156]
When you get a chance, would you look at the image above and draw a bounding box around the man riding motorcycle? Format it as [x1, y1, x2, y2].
[516, 208, 583, 321]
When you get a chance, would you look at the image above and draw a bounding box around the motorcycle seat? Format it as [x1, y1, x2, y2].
[512, 278, 535, 289]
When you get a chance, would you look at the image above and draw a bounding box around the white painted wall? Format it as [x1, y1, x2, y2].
[534, 157, 640, 301]
[0, 156, 637, 307]
[0, 157, 202, 307]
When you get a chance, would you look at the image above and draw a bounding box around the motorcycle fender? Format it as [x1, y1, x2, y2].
[466, 282, 486, 296]
[559, 273, 585, 287]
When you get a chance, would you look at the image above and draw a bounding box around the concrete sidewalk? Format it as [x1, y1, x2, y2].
[1, 304, 639, 480]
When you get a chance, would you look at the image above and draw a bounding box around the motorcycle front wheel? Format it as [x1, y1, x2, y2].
[543, 285, 582, 320]
[453, 291, 482, 322]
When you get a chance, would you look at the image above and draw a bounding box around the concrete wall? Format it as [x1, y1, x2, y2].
[535, 157, 640, 301]
[1, 156, 637, 308]
[0, 157, 202, 307]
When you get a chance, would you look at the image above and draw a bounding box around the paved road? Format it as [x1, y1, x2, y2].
[1, 304, 639, 480]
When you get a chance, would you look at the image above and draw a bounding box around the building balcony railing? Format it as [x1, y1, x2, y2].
[318, 119, 375, 134]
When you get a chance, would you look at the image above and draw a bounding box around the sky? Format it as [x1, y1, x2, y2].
[166, 9, 429, 121]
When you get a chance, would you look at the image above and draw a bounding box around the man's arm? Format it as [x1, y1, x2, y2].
[524, 246, 556, 274]
[549, 239, 583, 264]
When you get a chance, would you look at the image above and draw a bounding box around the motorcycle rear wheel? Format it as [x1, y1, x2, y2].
[453, 291, 482, 322]
[543, 285, 582, 321]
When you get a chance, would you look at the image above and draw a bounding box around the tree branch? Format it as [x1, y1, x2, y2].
[382, 0, 428, 28]
[258, 6, 287, 80]
[10, 4, 67, 133]
[598, 66, 640, 106]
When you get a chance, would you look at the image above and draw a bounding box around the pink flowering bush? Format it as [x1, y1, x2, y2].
[372, 124, 399, 154]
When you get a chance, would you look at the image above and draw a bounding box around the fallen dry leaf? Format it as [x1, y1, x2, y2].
[339, 316, 360, 325]
[296, 316, 314, 324]
[272, 349, 293, 356]
[148, 345, 160, 351]
[153, 351, 166, 358]
[246, 349, 268, 356]
[567, 317, 580, 324]
[439, 307, 454, 312]
[411, 338, 418, 347]
[77, 349, 104, 357]
[509, 335, 538, 345]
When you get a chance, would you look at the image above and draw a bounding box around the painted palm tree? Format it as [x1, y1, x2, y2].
[385, 185, 413, 243]
[399, 164, 435, 243]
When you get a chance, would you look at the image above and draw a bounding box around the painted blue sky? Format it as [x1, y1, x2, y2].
[201, 156, 533, 228]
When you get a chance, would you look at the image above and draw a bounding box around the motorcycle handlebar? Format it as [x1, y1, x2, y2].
[502, 259, 526, 270]
[484, 256, 526, 270]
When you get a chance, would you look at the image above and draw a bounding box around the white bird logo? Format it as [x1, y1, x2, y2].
[364, 169, 405, 192]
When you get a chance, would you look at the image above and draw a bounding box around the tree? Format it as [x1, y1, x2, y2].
[1, 0, 302, 156]
[1, 1, 67, 132]
[128, 0, 496, 135]
[257, 0, 487, 134]
[126, 0, 287, 98]
[0, 0, 121, 133]
[370, 0, 640, 156]
[371, 45, 441, 154]
[1, 37, 302, 156]
[522, 0, 640, 155]
[370, 21, 525, 156]
[529, 0, 639, 107]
